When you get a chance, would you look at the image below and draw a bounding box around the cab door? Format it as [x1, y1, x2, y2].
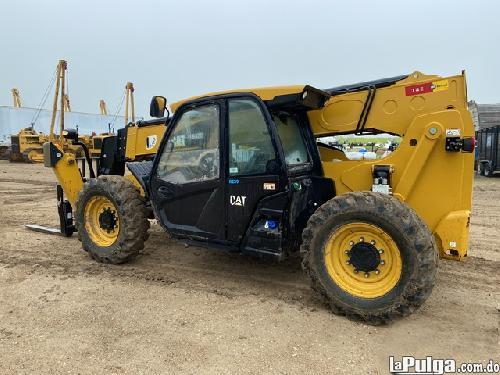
[225, 98, 287, 248]
[149, 102, 225, 240]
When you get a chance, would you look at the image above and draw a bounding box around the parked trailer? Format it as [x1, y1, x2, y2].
[477, 125, 500, 176]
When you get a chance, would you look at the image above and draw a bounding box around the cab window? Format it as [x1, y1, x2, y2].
[228, 99, 276, 176]
[273, 112, 309, 166]
[157, 104, 220, 184]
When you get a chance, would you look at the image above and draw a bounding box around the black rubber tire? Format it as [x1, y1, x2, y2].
[0, 147, 9, 160]
[22, 149, 34, 163]
[75, 175, 150, 264]
[301, 191, 438, 324]
[479, 163, 486, 176]
[484, 165, 492, 177]
[8, 152, 18, 162]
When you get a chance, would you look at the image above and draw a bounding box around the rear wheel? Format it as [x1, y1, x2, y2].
[9, 151, 23, 162]
[479, 163, 485, 176]
[301, 191, 438, 324]
[4, 149, 10, 161]
[480, 162, 493, 177]
[76, 175, 150, 264]
[22, 149, 33, 163]
[484, 164, 492, 177]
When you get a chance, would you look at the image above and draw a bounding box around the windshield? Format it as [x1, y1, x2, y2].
[273, 112, 309, 166]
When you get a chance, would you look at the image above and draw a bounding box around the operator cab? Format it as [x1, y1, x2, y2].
[148, 87, 335, 259]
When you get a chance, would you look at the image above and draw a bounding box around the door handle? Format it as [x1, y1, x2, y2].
[158, 186, 175, 199]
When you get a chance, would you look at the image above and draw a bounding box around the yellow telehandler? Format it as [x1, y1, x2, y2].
[43, 66, 474, 324]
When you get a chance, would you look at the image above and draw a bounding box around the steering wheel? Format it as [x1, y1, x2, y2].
[199, 153, 216, 176]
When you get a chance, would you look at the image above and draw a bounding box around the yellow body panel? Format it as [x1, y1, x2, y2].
[308, 72, 467, 137]
[314, 72, 474, 260]
[318, 144, 349, 161]
[49, 143, 84, 206]
[124, 174, 145, 197]
[124, 123, 166, 160]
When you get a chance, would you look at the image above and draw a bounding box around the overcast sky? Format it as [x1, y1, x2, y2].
[0, 0, 498, 118]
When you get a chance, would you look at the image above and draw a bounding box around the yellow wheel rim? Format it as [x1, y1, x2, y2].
[324, 222, 402, 299]
[84, 196, 120, 247]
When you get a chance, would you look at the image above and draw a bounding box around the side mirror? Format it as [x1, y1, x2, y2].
[150, 96, 167, 118]
[62, 128, 79, 142]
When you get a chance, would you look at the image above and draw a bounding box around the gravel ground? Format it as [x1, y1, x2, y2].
[0, 161, 498, 374]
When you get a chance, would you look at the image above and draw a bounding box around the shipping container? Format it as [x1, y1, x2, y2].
[477, 125, 500, 176]
[468, 101, 500, 175]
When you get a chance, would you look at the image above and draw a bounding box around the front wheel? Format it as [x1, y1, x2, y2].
[75, 175, 150, 264]
[301, 192, 438, 324]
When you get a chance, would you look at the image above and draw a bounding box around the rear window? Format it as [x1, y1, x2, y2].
[273, 112, 309, 165]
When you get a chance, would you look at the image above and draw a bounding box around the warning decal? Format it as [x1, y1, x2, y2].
[405, 79, 449, 96]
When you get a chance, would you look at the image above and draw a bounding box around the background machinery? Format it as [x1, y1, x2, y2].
[82, 81, 145, 160]
[11, 88, 22, 108]
[10, 128, 49, 162]
[43, 70, 475, 324]
[8, 62, 136, 163]
[99, 99, 108, 115]
[124, 82, 135, 125]
[38, 59, 166, 232]
[9, 62, 73, 163]
[63, 94, 71, 112]
[5, 88, 45, 162]
[477, 124, 499, 176]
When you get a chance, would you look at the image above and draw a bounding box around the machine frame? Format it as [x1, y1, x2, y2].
[40, 70, 476, 323]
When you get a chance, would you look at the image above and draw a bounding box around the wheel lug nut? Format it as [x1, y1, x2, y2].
[378, 249, 384, 254]
[380, 260, 385, 265]
[346, 260, 351, 265]
[359, 237, 364, 242]
[364, 273, 369, 278]
[370, 240, 376, 245]
[344, 250, 349, 254]
[349, 241, 354, 246]
[353, 269, 359, 274]
[375, 269, 380, 275]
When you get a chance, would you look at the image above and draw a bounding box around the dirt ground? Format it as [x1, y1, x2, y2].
[0, 160, 498, 374]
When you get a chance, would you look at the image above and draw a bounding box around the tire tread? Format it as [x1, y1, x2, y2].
[301, 191, 438, 324]
[75, 175, 150, 264]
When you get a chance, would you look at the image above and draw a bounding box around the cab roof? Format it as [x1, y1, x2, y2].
[170, 85, 306, 112]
